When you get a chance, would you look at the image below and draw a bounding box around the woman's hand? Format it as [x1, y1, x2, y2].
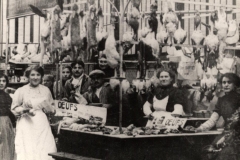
[195, 127, 203, 133]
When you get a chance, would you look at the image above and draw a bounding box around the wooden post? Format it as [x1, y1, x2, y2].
[5, 19, 9, 75]
[59, 61, 63, 100]
[118, 0, 124, 133]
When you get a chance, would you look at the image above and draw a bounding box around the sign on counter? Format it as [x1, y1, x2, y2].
[55, 100, 107, 124]
[146, 112, 188, 129]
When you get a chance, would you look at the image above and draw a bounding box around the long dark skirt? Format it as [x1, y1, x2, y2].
[0, 116, 15, 160]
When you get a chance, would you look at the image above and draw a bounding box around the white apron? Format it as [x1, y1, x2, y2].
[13, 85, 56, 160]
[146, 96, 172, 127]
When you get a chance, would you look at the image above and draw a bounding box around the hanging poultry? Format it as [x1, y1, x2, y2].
[122, 32, 134, 55]
[225, 20, 239, 45]
[67, 4, 82, 60]
[191, 11, 205, 62]
[86, 4, 98, 61]
[131, 0, 142, 11]
[51, 5, 62, 51]
[162, 2, 179, 46]
[142, 32, 159, 58]
[173, 13, 187, 50]
[204, 25, 220, 71]
[126, 7, 140, 41]
[148, 2, 158, 38]
[213, 7, 228, 57]
[103, 25, 120, 69]
[29, 4, 62, 65]
[96, 6, 108, 51]
[79, 10, 87, 51]
[157, 13, 168, 46]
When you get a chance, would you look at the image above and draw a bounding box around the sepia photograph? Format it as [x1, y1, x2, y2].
[0, 0, 240, 159]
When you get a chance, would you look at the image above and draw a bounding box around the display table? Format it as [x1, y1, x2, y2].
[58, 128, 222, 160]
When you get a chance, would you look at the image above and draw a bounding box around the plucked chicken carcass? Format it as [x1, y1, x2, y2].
[138, 27, 150, 39]
[29, 4, 63, 65]
[96, 7, 108, 51]
[29, 5, 51, 65]
[68, 4, 81, 60]
[150, 69, 160, 88]
[109, 79, 120, 91]
[122, 80, 131, 94]
[122, 32, 134, 54]
[148, 8, 158, 37]
[51, 5, 62, 51]
[157, 13, 168, 45]
[214, 7, 228, 41]
[131, 0, 142, 10]
[163, 2, 178, 46]
[173, 13, 187, 50]
[191, 12, 205, 62]
[79, 10, 87, 51]
[86, 4, 98, 61]
[60, 13, 70, 49]
[204, 26, 219, 70]
[142, 32, 159, 58]
[126, 7, 140, 40]
[103, 26, 120, 69]
[225, 20, 239, 45]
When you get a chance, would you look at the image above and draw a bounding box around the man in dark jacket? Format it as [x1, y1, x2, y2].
[83, 70, 118, 126]
[63, 60, 91, 103]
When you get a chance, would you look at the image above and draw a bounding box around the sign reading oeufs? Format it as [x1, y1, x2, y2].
[55, 100, 107, 124]
[7, 0, 56, 18]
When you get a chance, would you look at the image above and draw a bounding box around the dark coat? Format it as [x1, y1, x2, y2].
[64, 74, 91, 103]
[83, 83, 118, 126]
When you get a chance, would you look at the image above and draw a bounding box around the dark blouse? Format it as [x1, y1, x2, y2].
[214, 91, 240, 125]
[0, 90, 15, 126]
[0, 90, 12, 116]
[147, 86, 184, 112]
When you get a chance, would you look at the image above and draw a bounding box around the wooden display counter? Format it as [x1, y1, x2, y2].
[58, 128, 222, 160]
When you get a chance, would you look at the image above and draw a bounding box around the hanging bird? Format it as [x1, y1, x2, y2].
[126, 7, 140, 40]
[131, 0, 142, 11]
[56, 0, 64, 11]
[194, 11, 201, 30]
[191, 12, 205, 62]
[173, 13, 187, 50]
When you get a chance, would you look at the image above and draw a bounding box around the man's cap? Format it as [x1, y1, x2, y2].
[89, 69, 105, 78]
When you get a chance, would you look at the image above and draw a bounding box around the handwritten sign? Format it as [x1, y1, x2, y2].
[162, 117, 187, 129]
[55, 100, 107, 124]
[146, 112, 187, 129]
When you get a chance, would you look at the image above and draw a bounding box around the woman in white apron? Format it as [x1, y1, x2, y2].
[11, 65, 56, 160]
[143, 68, 185, 127]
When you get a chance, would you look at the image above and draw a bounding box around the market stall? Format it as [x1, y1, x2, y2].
[2, 0, 240, 160]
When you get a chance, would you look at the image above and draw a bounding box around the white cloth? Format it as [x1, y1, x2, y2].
[71, 74, 84, 89]
[199, 112, 220, 131]
[72, 74, 84, 100]
[11, 84, 56, 160]
[145, 96, 169, 127]
[95, 87, 102, 98]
